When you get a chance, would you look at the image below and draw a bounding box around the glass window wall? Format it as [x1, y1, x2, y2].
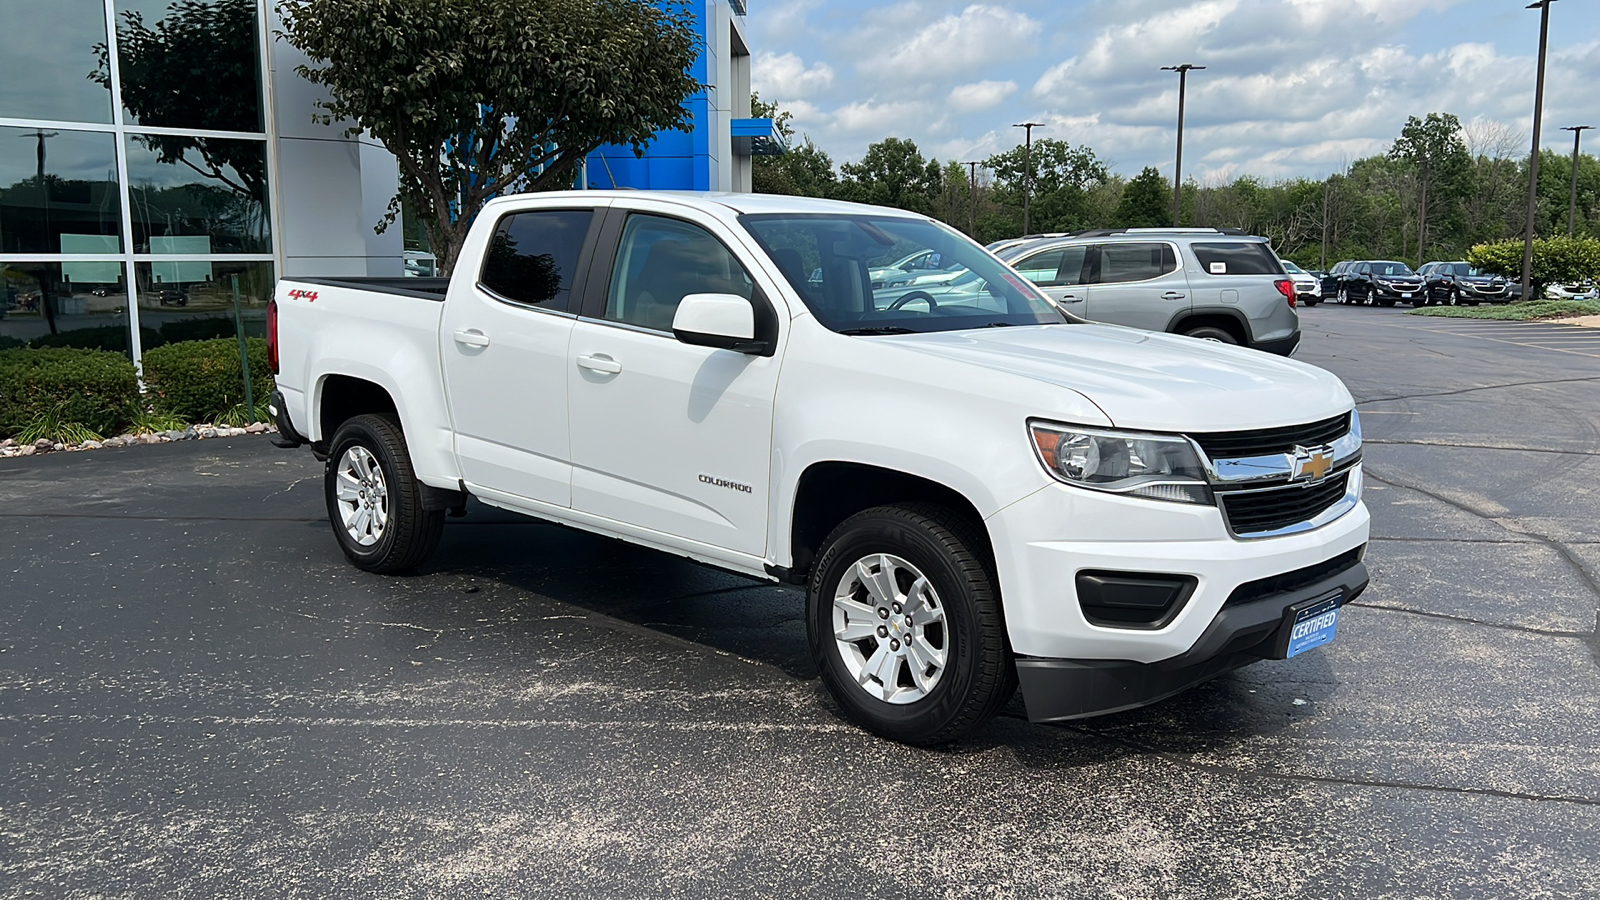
[134, 259, 273, 344]
[0, 0, 115, 124]
[112, 0, 264, 133]
[1, 262, 134, 354]
[0, 126, 124, 255]
[126, 134, 270, 254]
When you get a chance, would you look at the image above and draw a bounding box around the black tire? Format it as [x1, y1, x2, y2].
[324, 414, 445, 574]
[807, 503, 1015, 746]
[1183, 325, 1239, 344]
[1336, 286, 1349, 304]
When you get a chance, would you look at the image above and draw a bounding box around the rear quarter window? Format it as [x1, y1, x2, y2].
[1189, 242, 1284, 276]
[479, 209, 594, 310]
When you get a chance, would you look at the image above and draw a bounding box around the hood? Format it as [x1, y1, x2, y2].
[877, 324, 1352, 432]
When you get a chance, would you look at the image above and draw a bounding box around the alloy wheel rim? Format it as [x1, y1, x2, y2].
[832, 553, 948, 704]
[334, 445, 389, 546]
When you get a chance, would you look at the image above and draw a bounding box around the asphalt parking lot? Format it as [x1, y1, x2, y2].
[2, 304, 1598, 898]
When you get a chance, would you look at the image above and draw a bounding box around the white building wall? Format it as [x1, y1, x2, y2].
[266, 5, 403, 278]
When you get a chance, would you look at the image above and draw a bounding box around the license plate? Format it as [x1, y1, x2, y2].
[1287, 594, 1341, 658]
[1401, 292, 1412, 298]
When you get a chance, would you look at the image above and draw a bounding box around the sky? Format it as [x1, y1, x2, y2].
[746, 0, 1600, 184]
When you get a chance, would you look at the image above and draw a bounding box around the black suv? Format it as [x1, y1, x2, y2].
[1418, 261, 1511, 306]
[1335, 261, 1424, 306]
[1321, 261, 1353, 300]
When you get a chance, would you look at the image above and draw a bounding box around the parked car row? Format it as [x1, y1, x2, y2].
[1319, 260, 1514, 306]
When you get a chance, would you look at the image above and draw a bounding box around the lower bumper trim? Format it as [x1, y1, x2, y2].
[268, 389, 307, 449]
[1014, 560, 1368, 722]
[1252, 331, 1301, 356]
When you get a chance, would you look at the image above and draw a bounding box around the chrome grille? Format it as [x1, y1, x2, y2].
[1220, 473, 1351, 536]
[1190, 413, 1349, 459]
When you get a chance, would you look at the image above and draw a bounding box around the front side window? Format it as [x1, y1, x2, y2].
[1096, 242, 1179, 284]
[605, 215, 754, 331]
[741, 214, 1065, 334]
[1189, 242, 1282, 276]
[479, 209, 593, 311]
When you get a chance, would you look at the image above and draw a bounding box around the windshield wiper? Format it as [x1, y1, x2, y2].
[838, 326, 920, 335]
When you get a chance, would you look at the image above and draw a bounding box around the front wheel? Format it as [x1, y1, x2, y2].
[808, 504, 1015, 745]
[324, 414, 445, 573]
[1184, 325, 1239, 344]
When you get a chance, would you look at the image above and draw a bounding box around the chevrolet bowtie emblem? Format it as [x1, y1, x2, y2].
[1290, 446, 1334, 482]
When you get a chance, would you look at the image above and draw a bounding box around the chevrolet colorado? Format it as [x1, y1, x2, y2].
[268, 191, 1370, 745]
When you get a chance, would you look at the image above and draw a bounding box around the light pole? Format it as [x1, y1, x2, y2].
[1161, 64, 1205, 227]
[1520, 0, 1557, 302]
[1561, 125, 1593, 236]
[1013, 122, 1043, 235]
[964, 161, 980, 236]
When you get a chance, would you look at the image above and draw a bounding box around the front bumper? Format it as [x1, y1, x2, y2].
[1015, 555, 1368, 721]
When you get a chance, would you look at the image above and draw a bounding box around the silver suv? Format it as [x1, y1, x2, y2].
[997, 228, 1301, 355]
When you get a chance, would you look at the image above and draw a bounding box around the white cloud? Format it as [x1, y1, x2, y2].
[948, 80, 1017, 113]
[863, 5, 1041, 80]
[752, 51, 835, 99]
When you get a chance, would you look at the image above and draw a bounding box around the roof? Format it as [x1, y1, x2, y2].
[493, 190, 931, 219]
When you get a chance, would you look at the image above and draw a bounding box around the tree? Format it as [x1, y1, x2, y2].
[1389, 113, 1471, 266]
[280, 0, 699, 273]
[836, 138, 941, 214]
[982, 139, 1109, 234]
[750, 94, 837, 198]
[1116, 167, 1170, 228]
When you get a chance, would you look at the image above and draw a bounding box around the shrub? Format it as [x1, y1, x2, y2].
[28, 325, 164, 353]
[0, 335, 25, 350]
[0, 347, 140, 438]
[1468, 236, 1600, 298]
[140, 337, 274, 423]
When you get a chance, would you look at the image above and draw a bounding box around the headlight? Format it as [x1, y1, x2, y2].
[1029, 422, 1213, 505]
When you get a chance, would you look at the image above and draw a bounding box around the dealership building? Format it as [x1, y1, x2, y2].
[0, 0, 774, 362]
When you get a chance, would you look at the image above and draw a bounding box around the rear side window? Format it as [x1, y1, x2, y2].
[1095, 242, 1178, 284]
[1189, 242, 1283, 276]
[479, 209, 594, 310]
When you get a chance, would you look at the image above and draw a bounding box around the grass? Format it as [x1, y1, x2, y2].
[1407, 299, 1600, 320]
[17, 405, 103, 445]
[130, 409, 188, 435]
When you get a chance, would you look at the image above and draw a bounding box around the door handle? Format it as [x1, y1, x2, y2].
[1055, 294, 1083, 303]
[453, 329, 491, 347]
[576, 354, 622, 375]
[1161, 292, 1186, 300]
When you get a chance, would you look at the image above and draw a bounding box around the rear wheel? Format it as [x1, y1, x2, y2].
[1184, 325, 1239, 344]
[808, 504, 1015, 746]
[324, 414, 445, 573]
[1337, 286, 1349, 304]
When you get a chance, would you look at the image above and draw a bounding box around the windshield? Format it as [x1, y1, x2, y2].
[1281, 260, 1305, 274]
[1374, 262, 1416, 277]
[740, 214, 1068, 334]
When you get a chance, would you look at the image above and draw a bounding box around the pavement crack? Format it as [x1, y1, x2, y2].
[1057, 725, 1600, 808]
[1356, 373, 1600, 405]
[1364, 439, 1600, 457]
[1345, 601, 1591, 639]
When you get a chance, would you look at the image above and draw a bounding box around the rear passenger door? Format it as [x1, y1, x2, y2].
[441, 205, 602, 507]
[1080, 241, 1187, 332]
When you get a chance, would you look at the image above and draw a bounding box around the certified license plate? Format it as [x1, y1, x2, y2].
[1401, 292, 1412, 298]
[1286, 594, 1341, 658]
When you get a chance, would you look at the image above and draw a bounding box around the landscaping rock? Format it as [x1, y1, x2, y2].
[0, 438, 14, 449]
[246, 423, 269, 434]
[141, 433, 164, 445]
[19, 445, 36, 456]
[199, 427, 217, 439]
[52, 442, 65, 452]
[34, 439, 53, 452]
[163, 430, 185, 441]
[101, 437, 123, 448]
[182, 427, 198, 441]
[82, 440, 103, 450]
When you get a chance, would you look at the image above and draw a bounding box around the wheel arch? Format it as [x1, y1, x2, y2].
[1168, 308, 1251, 345]
[779, 460, 993, 586]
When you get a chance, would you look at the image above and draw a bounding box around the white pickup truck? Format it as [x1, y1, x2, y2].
[268, 191, 1370, 745]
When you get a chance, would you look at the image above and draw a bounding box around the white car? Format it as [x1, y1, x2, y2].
[1280, 259, 1322, 307]
[268, 192, 1370, 745]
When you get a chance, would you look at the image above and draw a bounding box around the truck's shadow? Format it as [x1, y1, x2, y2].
[395, 503, 1334, 759]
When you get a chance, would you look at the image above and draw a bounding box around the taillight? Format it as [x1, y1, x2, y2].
[1274, 279, 1296, 307]
[267, 298, 279, 373]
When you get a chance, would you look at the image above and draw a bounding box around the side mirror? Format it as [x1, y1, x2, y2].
[672, 293, 767, 354]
